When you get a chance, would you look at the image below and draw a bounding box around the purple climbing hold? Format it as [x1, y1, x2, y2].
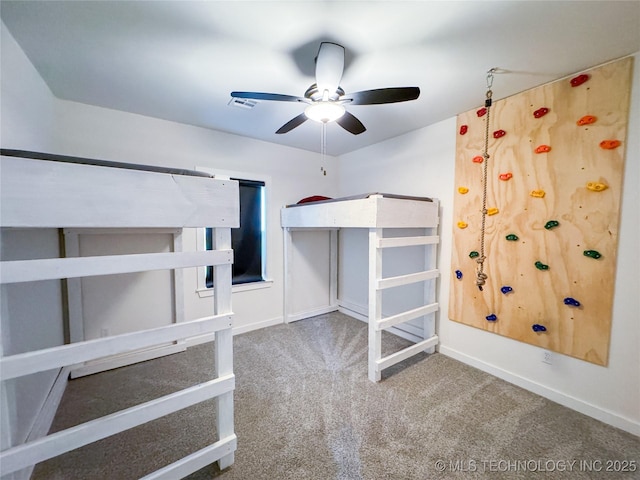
[532, 324, 547, 332]
[455, 270, 463, 280]
[486, 314, 497, 322]
[501, 286, 513, 294]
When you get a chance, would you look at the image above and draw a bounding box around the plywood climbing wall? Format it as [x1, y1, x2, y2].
[449, 57, 633, 366]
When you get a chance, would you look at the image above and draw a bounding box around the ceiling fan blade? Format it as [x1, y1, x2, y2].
[336, 111, 366, 135]
[231, 91, 308, 103]
[276, 113, 308, 134]
[341, 87, 420, 105]
[315, 42, 345, 95]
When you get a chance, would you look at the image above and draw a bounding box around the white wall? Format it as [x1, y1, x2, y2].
[0, 24, 64, 452]
[337, 54, 640, 435]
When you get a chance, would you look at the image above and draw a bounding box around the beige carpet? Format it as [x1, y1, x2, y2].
[33, 312, 640, 479]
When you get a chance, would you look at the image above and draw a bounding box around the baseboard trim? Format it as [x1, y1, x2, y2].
[233, 316, 283, 336]
[285, 305, 338, 323]
[439, 345, 640, 437]
[338, 302, 425, 344]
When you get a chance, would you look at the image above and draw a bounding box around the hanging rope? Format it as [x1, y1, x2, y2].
[476, 68, 496, 291]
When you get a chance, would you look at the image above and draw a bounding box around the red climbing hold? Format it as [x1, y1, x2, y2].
[600, 140, 621, 150]
[570, 74, 589, 87]
[498, 173, 513, 181]
[476, 107, 487, 117]
[533, 107, 549, 118]
[472, 156, 484, 163]
[493, 129, 506, 139]
[534, 145, 551, 154]
[460, 125, 468, 135]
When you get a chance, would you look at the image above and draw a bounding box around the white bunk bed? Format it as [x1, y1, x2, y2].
[0, 150, 239, 479]
[281, 193, 440, 382]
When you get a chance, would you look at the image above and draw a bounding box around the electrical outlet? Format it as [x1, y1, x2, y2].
[542, 350, 553, 365]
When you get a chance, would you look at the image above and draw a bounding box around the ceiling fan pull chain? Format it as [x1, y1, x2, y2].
[476, 69, 497, 291]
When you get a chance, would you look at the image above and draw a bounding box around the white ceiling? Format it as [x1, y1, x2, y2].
[2, 1, 639, 156]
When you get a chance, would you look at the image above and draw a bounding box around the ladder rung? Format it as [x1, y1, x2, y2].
[376, 303, 439, 331]
[375, 335, 439, 371]
[377, 269, 439, 290]
[377, 235, 439, 248]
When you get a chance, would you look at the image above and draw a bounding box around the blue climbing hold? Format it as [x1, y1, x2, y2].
[455, 270, 463, 280]
[564, 297, 581, 307]
[532, 324, 547, 332]
[486, 314, 497, 322]
[501, 286, 513, 294]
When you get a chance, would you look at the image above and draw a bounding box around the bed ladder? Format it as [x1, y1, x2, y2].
[368, 226, 440, 382]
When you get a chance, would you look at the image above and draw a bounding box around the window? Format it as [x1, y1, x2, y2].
[206, 178, 265, 287]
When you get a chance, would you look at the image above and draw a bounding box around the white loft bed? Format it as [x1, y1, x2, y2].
[281, 193, 440, 382]
[0, 150, 239, 479]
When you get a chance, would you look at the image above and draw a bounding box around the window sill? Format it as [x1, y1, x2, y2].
[196, 279, 273, 298]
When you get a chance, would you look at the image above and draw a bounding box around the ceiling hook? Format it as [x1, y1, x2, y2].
[486, 67, 498, 90]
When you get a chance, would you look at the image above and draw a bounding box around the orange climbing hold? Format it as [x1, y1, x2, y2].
[534, 145, 551, 154]
[472, 156, 484, 163]
[458, 187, 469, 194]
[530, 190, 546, 198]
[600, 140, 621, 149]
[487, 208, 499, 216]
[498, 173, 513, 181]
[457, 221, 468, 229]
[577, 115, 597, 126]
[586, 182, 608, 192]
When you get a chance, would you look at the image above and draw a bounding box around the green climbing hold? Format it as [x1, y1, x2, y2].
[505, 234, 519, 241]
[535, 261, 549, 271]
[544, 220, 560, 230]
[469, 251, 479, 259]
[584, 250, 602, 259]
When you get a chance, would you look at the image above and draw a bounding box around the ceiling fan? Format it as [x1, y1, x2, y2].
[230, 42, 420, 135]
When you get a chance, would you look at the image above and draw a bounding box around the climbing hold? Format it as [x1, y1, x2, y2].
[564, 297, 581, 307]
[469, 251, 480, 259]
[532, 324, 547, 332]
[534, 144, 552, 154]
[472, 155, 484, 163]
[458, 186, 469, 194]
[457, 221, 468, 229]
[498, 172, 513, 181]
[486, 314, 497, 322]
[501, 286, 513, 294]
[535, 261, 549, 271]
[577, 115, 597, 126]
[583, 250, 602, 259]
[476, 107, 487, 117]
[586, 182, 608, 192]
[570, 74, 589, 87]
[600, 139, 621, 149]
[505, 234, 519, 241]
[455, 270, 463, 280]
[493, 129, 506, 139]
[544, 220, 560, 230]
[460, 125, 468, 135]
[533, 107, 549, 118]
[487, 207, 499, 216]
[530, 190, 546, 198]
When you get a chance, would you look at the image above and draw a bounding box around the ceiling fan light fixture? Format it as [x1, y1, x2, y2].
[304, 101, 345, 123]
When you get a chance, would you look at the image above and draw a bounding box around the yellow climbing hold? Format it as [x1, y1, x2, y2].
[458, 186, 469, 194]
[457, 221, 468, 229]
[586, 182, 608, 192]
[487, 208, 499, 216]
[530, 189, 546, 198]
